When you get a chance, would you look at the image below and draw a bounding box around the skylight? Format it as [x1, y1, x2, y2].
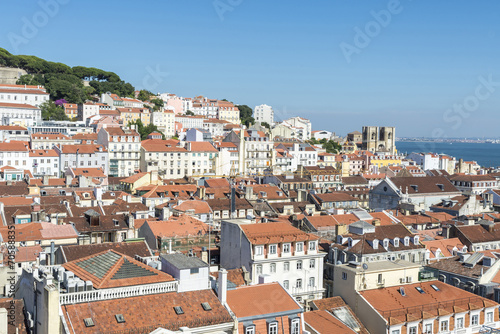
[201, 302, 212, 311]
[415, 287, 425, 294]
[399, 287, 406, 296]
[83, 318, 95, 327]
[115, 314, 125, 323]
[174, 306, 184, 315]
[431, 284, 440, 291]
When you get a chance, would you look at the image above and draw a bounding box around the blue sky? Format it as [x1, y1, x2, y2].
[1, 0, 500, 138]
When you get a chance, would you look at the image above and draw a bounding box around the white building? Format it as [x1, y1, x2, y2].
[0, 85, 49, 107]
[0, 141, 30, 170]
[220, 220, 325, 304]
[203, 118, 228, 138]
[240, 129, 274, 175]
[97, 126, 141, 177]
[78, 102, 100, 124]
[0, 103, 42, 127]
[30, 149, 60, 177]
[254, 104, 274, 125]
[150, 110, 175, 138]
[55, 144, 109, 175]
[140, 139, 189, 177]
[282, 117, 312, 140]
[175, 115, 205, 131]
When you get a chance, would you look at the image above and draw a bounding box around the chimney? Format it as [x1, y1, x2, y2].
[50, 241, 55, 265]
[217, 269, 228, 305]
[128, 214, 135, 229]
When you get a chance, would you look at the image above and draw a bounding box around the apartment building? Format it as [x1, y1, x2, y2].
[254, 104, 274, 124]
[0, 84, 49, 107]
[221, 220, 325, 304]
[0, 102, 42, 127]
[150, 110, 175, 137]
[97, 127, 141, 177]
[217, 100, 240, 124]
[55, 144, 109, 175]
[30, 149, 60, 177]
[0, 141, 30, 172]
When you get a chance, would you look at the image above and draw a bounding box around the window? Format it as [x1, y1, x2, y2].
[309, 241, 316, 251]
[268, 322, 278, 334]
[270, 263, 276, 273]
[296, 242, 303, 252]
[456, 317, 464, 329]
[408, 326, 416, 334]
[256, 265, 262, 275]
[284, 262, 290, 272]
[245, 325, 255, 334]
[471, 314, 479, 326]
[297, 260, 302, 270]
[342, 272, 347, 280]
[296, 279, 302, 288]
[424, 323, 432, 334]
[487, 312, 494, 323]
[290, 319, 300, 334]
[269, 244, 277, 254]
[283, 243, 290, 253]
[440, 320, 448, 332]
[308, 277, 315, 287]
[283, 280, 289, 290]
[255, 246, 263, 256]
[309, 259, 315, 269]
[391, 330, 400, 334]
[190, 268, 199, 275]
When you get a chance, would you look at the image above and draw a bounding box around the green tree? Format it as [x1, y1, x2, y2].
[40, 101, 69, 121]
[237, 105, 255, 127]
[261, 122, 270, 129]
[128, 119, 165, 140]
[137, 89, 153, 102]
[150, 98, 164, 111]
[186, 110, 195, 116]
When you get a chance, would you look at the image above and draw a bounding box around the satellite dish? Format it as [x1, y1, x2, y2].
[362, 263, 368, 270]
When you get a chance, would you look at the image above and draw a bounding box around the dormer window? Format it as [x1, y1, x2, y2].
[255, 246, 263, 256]
[309, 241, 316, 251]
[383, 239, 389, 249]
[296, 242, 303, 252]
[404, 236, 410, 246]
[269, 244, 277, 255]
[283, 243, 290, 253]
[394, 238, 399, 247]
[373, 239, 379, 249]
[413, 236, 419, 245]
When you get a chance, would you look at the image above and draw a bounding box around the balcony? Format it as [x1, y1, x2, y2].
[59, 281, 178, 305]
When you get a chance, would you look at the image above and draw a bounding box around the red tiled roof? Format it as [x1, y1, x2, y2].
[62, 290, 232, 333]
[241, 222, 319, 245]
[226, 282, 300, 318]
[62, 249, 174, 289]
[145, 215, 209, 238]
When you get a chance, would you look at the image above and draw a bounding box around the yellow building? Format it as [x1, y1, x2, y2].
[117, 107, 151, 125]
[369, 156, 402, 168]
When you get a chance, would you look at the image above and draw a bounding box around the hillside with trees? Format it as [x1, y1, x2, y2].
[0, 48, 135, 104]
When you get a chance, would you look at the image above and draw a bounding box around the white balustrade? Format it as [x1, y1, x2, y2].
[59, 281, 178, 305]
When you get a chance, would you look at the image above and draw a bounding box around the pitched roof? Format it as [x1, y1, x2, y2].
[0, 222, 77, 242]
[59, 241, 152, 263]
[389, 176, 459, 194]
[173, 200, 211, 214]
[141, 139, 187, 152]
[360, 280, 497, 323]
[62, 290, 232, 333]
[63, 250, 174, 289]
[145, 215, 209, 238]
[188, 141, 218, 152]
[315, 192, 358, 203]
[226, 282, 301, 318]
[304, 310, 357, 334]
[241, 222, 319, 245]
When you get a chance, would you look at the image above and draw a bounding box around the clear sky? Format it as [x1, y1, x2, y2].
[1, 0, 499, 138]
